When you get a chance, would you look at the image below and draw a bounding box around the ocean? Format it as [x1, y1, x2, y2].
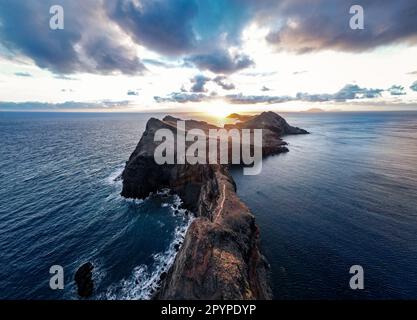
[0, 111, 416, 299]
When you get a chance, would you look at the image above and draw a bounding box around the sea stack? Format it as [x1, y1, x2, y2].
[74, 262, 94, 298]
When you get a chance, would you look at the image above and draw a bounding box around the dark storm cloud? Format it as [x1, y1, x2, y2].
[0, 0, 255, 75]
[81, 35, 145, 75]
[264, 0, 417, 53]
[1, 0, 416, 76]
[105, 0, 257, 74]
[105, 0, 198, 56]
[186, 51, 254, 74]
[0, 0, 145, 75]
[190, 75, 211, 93]
[14, 72, 32, 77]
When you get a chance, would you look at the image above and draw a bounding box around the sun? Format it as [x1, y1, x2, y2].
[203, 102, 233, 118]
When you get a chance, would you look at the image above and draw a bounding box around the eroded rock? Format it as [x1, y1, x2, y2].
[121, 112, 308, 300]
[74, 262, 94, 298]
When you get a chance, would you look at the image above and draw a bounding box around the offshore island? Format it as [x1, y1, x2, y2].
[120, 111, 308, 299]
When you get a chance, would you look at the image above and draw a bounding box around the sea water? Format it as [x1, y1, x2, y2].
[1, 111, 416, 299]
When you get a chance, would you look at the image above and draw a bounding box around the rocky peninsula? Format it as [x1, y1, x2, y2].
[121, 111, 308, 300]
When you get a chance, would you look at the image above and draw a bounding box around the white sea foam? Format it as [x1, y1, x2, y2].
[104, 165, 124, 187]
[122, 197, 145, 205]
[156, 188, 170, 196]
[104, 215, 193, 300]
[104, 165, 146, 205]
[102, 167, 193, 300]
[170, 194, 188, 216]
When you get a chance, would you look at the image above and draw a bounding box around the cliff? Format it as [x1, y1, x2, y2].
[121, 112, 308, 299]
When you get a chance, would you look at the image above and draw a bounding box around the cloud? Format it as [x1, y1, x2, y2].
[14, 72, 32, 77]
[387, 85, 406, 96]
[142, 59, 178, 68]
[186, 51, 254, 74]
[226, 93, 293, 104]
[241, 71, 278, 77]
[333, 84, 384, 100]
[154, 92, 208, 103]
[54, 75, 78, 81]
[227, 84, 384, 104]
[127, 90, 139, 96]
[3, 0, 416, 76]
[81, 35, 145, 75]
[0, 100, 131, 111]
[293, 70, 307, 75]
[297, 84, 384, 102]
[0, 1, 145, 75]
[264, 0, 417, 53]
[155, 83, 386, 105]
[185, 74, 236, 93]
[407, 71, 417, 75]
[0, 1, 254, 75]
[410, 81, 417, 91]
[213, 76, 235, 90]
[106, 0, 198, 56]
[106, 0, 257, 74]
[261, 86, 271, 92]
[190, 75, 211, 93]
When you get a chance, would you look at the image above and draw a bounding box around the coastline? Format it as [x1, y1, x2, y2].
[120, 112, 308, 299]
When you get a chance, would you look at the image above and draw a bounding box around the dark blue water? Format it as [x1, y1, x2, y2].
[0, 112, 193, 300]
[231, 111, 417, 299]
[1, 111, 416, 299]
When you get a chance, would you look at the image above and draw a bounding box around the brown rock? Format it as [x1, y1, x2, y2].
[121, 112, 308, 300]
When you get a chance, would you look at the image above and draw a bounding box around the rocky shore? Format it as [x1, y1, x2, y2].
[121, 112, 308, 299]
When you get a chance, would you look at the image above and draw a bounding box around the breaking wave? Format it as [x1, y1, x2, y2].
[103, 187, 194, 300]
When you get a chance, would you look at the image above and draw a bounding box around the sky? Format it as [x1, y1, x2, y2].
[0, 0, 417, 114]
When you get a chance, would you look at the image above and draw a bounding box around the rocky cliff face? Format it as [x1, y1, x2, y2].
[228, 111, 308, 136]
[121, 112, 308, 299]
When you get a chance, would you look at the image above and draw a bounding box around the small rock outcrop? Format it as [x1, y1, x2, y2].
[226, 113, 253, 121]
[121, 111, 308, 299]
[74, 262, 94, 298]
[226, 111, 308, 136]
